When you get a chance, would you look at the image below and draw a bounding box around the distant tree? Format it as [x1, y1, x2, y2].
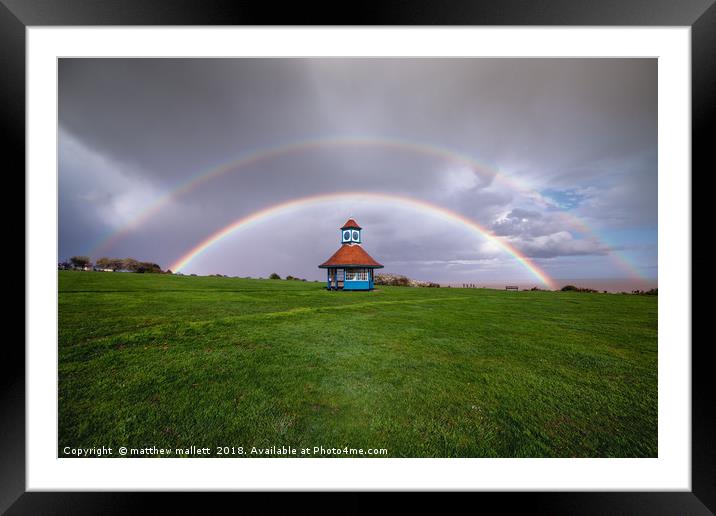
[96, 257, 162, 272]
[165, 269, 173, 275]
[121, 258, 140, 271]
[95, 257, 120, 270]
[102, 258, 122, 270]
[561, 285, 578, 291]
[135, 261, 162, 273]
[70, 256, 91, 269]
[285, 275, 295, 280]
[269, 272, 281, 280]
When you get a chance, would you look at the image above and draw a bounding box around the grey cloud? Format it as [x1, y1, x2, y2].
[491, 208, 564, 238]
[512, 232, 611, 259]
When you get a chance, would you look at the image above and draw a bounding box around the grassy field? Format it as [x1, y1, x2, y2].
[58, 270, 657, 458]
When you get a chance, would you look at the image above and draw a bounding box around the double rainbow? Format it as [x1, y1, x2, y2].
[85, 135, 648, 285]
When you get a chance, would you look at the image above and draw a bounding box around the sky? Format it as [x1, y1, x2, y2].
[58, 58, 657, 289]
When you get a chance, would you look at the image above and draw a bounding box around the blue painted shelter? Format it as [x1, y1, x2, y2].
[318, 219, 383, 291]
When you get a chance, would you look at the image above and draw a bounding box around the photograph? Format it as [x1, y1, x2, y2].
[57, 57, 659, 459]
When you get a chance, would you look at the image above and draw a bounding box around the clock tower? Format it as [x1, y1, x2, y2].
[340, 218, 362, 244]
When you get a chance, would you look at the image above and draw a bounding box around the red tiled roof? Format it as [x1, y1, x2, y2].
[341, 218, 361, 229]
[319, 244, 383, 268]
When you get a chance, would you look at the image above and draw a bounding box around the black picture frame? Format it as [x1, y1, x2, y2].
[4, 1, 708, 513]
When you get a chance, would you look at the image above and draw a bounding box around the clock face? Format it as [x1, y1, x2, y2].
[352, 230, 360, 241]
[343, 230, 351, 242]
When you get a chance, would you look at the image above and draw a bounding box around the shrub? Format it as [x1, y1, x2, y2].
[561, 285, 597, 293]
[375, 273, 441, 287]
[269, 273, 281, 280]
[93, 257, 166, 273]
[374, 274, 411, 286]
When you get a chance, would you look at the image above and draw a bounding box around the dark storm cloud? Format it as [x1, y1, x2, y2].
[58, 58, 657, 282]
[59, 59, 323, 181]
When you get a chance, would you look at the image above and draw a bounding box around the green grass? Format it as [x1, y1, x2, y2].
[58, 271, 657, 458]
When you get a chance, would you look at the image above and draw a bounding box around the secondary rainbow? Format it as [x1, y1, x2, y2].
[552, 211, 649, 283]
[89, 136, 524, 256]
[169, 191, 558, 290]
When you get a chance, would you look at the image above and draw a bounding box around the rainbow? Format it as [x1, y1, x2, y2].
[169, 191, 558, 290]
[88, 135, 649, 282]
